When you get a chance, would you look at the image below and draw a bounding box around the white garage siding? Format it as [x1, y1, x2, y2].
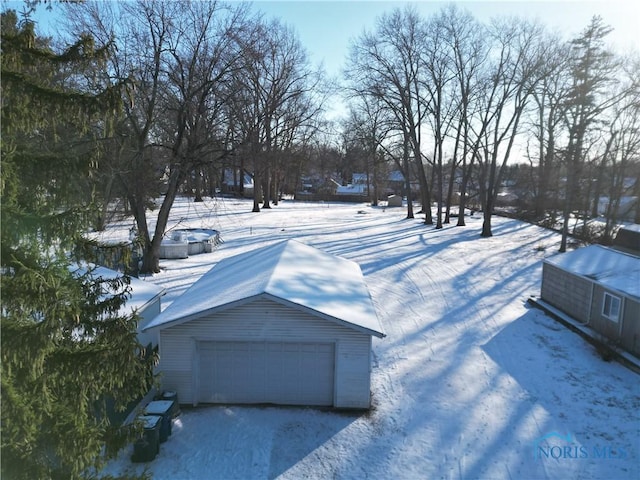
[158, 297, 373, 408]
[136, 299, 162, 347]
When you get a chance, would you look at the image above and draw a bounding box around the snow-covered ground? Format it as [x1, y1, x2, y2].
[103, 197, 639, 480]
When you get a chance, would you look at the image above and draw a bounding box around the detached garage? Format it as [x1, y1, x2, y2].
[144, 240, 385, 409]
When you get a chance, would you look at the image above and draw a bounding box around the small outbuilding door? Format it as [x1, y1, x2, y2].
[197, 341, 335, 406]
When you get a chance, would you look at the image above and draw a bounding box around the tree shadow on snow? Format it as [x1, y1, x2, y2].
[480, 307, 639, 480]
[267, 407, 363, 479]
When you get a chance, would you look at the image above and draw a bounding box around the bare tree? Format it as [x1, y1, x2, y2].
[422, 11, 459, 229]
[70, 0, 249, 272]
[228, 17, 322, 212]
[346, 6, 432, 221]
[472, 17, 549, 237]
[526, 38, 571, 221]
[600, 61, 640, 241]
[438, 6, 488, 227]
[343, 96, 394, 205]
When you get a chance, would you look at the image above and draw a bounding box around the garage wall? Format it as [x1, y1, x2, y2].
[157, 297, 373, 408]
[137, 298, 161, 347]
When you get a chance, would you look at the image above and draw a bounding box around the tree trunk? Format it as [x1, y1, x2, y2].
[536, 124, 555, 219]
[95, 175, 114, 231]
[417, 160, 431, 224]
[444, 157, 457, 224]
[141, 240, 161, 274]
[456, 156, 469, 227]
[252, 169, 262, 212]
[140, 165, 186, 273]
[262, 156, 272, 209]
[481, 190, 494, 237]
[435, 130, 444, 229]
[635, 172, 640, 224]
[456, 135, 474, 227]
[272, 168, 280, 205]
[479, 149, 493, 238]
[560, 156, 577, 252]
[480, 170, 496, 238]
[403, 133, 414, 219]
[194, 167, 204, 202]
[372, 152, 380, 207]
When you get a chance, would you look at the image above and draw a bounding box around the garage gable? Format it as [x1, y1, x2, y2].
[144, 240, 384, 338]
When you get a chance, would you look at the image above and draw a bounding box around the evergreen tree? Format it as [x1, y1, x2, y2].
[559, 16, 620, 251]
[1, 10, 155, 479]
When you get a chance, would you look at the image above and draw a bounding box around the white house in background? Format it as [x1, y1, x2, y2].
[72, 265, 166, 347]
[335, 173, 370, 195]
[143, 240, 385, 409]
[336, 183, 368, 195]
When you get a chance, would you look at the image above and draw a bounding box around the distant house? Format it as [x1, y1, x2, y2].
[221, 168, 254, 197]
[387, 170, 420, 197]
[335, 173, 369, 196]
[598, 196, 638, 222]
[387, 170, 405, 195]
[613, 224, 640, 253]
[143, 240, 385, 409]
[335, 183, 368, 195]
[540, 245, 640, 356]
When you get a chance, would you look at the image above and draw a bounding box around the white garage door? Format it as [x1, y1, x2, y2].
[197, 341, 335, 406]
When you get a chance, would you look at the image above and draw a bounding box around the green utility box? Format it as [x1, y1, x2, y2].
[131, 415, 161, 463]
[145, 400, 174, 443]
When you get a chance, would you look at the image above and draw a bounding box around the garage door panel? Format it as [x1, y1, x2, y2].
[198, 348, 214, 401]
[198, 341, 334, 406]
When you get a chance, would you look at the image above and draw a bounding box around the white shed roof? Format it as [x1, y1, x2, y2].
[144, 240, 385, 337]
[544, 245, 640, 299]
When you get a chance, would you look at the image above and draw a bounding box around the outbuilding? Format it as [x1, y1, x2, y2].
[541, 245, 640, 356]
[613, 224, 640, 254]
[144, 240, 385, 409]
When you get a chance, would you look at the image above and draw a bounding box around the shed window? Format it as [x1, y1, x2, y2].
[602, 293, 621, 322]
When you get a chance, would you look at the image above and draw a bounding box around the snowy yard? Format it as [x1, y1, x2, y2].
[103, 198, 639, 480]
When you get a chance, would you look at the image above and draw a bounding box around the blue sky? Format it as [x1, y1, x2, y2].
[14, 0, 639, 124]
[251, 1, 640, 78]
[17, 0, 640, 79]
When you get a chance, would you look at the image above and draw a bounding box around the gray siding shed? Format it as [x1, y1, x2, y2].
[541, 245, 640, 356]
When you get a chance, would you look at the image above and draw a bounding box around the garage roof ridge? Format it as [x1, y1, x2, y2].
[143, 239, 384, 337]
